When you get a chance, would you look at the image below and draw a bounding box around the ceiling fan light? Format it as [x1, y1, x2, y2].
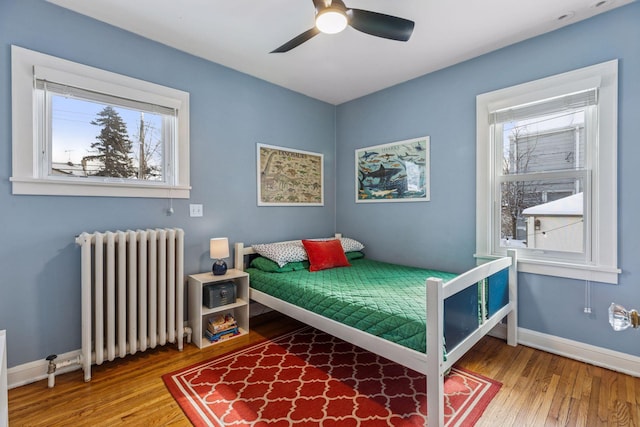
[316, 8, 348, 34]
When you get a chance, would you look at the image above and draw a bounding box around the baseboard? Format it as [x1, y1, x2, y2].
[7, 323, 193, 389]
[490, 324, 640, 378]
[7, 349, 82, 389]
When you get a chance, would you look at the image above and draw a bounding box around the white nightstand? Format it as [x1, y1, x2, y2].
[188, 269, 249, 348]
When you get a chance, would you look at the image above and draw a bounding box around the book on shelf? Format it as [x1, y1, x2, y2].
[204, 327, 240, 342]
[207, 313, 237, 334]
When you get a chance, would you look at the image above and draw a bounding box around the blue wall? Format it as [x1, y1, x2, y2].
[336, 3, 640, 357]
[0, 0, 336, 367]
[1, 0, 639, 370]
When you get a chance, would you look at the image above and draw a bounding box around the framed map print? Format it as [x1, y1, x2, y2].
[257, 143, 324, 206]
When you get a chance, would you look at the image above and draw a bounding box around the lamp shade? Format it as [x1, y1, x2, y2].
[210, 238, 229, 260]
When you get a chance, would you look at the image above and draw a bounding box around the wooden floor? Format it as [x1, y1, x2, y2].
[8, 312, 640, 426]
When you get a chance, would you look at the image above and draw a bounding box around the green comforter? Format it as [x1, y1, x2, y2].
[247, 258, 457, 353]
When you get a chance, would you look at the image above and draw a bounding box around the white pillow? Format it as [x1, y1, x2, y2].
[252, 241, 307, 267]
[339, 237, 364, 252]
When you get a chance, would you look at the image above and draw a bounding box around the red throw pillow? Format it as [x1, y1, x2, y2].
[302, 239, 351, 272]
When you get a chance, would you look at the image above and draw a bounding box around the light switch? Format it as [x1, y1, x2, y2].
[189, 204, 203, 217]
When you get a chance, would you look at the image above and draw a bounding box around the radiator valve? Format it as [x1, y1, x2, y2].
[45, 353, 81, 388]
[46, 354, 57, 388]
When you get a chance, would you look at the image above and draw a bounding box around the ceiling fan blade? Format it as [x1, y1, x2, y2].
[312, 0, 329, 13]
[327, 0, 347, 8]
[271, 27, 321, 53]
[348, 9, 415, 42]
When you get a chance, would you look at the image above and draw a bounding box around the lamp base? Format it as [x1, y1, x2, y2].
[212, 259, 227, 276]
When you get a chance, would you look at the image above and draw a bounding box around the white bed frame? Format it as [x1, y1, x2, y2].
[234, 235, 517, 427]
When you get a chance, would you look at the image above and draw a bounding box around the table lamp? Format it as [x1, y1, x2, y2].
[210, 237, 229, 276]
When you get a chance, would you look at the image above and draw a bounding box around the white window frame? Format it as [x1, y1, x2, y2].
[10, 45, 190, 198]
[476, 60, 620, 284]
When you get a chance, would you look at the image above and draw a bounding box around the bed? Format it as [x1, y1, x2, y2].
[234, 235, 517, 427]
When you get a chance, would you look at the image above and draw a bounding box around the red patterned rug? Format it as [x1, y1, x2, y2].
[163, 327, 500, 426]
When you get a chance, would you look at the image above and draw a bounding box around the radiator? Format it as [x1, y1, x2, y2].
[74, 228, 185, 382]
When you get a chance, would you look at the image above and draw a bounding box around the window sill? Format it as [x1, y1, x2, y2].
[475, 253, 620, 284]
[10, 177, 190, 199]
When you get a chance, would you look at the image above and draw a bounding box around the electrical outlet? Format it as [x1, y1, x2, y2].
[189, 204, 203, 217]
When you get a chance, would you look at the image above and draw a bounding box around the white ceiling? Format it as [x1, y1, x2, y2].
[47, 0, 633, 105]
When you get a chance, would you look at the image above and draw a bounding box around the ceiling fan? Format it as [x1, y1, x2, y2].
[271, 0, 415, 53]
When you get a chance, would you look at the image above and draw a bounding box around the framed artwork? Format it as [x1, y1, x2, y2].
[355, 136, 430, 203]
[257, 143, 324, 206]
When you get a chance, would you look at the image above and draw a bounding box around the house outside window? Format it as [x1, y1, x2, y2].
[476, 60, 620, 284]
[11, 45, 190, 198]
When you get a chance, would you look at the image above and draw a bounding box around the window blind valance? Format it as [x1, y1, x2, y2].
[36, 79, 177, 117]
[490, 88, 598, 124]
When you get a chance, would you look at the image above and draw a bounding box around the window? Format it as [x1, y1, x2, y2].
[476, 61, 620, 284]
[11, 45, 190, 198]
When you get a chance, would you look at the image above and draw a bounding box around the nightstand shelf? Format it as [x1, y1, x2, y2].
[188, 269, 249, 349]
